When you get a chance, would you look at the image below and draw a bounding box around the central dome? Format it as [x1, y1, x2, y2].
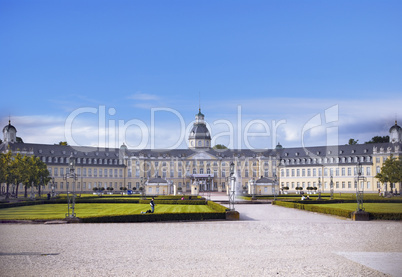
[188, 108, 211, 149]
[189, 124, 211, 140]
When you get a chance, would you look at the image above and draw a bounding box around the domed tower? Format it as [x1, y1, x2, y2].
[188, 109, 211, 149]
[2, 120, 17, 143]
[389, 120, 402, 144]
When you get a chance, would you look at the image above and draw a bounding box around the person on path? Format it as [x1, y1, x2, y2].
[150, 197, 155, 213]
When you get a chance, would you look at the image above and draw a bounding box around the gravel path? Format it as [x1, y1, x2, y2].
[0, 204, 401, 276]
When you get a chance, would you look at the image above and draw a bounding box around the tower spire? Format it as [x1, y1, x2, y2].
[199, 91, 201, 112]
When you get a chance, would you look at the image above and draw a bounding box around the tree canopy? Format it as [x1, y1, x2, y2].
[0, 151, 50, 198]
[365, 136, 389, 144]
[213, 144, 228, 149]
[376, 155, 402, 190]
[348, 138, 358, 145]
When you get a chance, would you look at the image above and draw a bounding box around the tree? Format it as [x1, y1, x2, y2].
[12, 153, 29, 198]
[365, 136, 390, 144]
[36, 158, 51, 197]
[348, 138, 358, 145]
[23, 156, 36, 198]
[376, 155, 402, 193]
[213, 144, 228, 150]
[0, 151, 14, 199]
[58, 141, 68, 145]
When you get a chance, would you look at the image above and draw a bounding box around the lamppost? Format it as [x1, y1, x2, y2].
[229, 162, 236, 211]
[273, 173, 277, 201]
[63, 154, 78, 219]
[318, 176, 322, 192]
[250, 178, 256, 200]
[51, 177, 56, 198]
[330, 175, 334, 200]
[207, 175, 211, 200]
[30, 181, 35, 200]
[355, 162, 366, 212]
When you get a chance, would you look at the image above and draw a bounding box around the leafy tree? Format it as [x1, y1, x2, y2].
[213, 144, 228, 149]
[0, 152, 50, 199]
[348, 138, 358, 145]
[36, 158, 51, 197]
[0, 151, 14, 199]
[12, 154, 28, 198]
[58, 141, 68, 145]
[365, 136, 390, 144]
[376, 155, 402, 192]
[22, 156, 36, 198]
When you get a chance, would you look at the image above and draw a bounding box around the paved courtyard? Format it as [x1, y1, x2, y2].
[0, 203, 401, 276]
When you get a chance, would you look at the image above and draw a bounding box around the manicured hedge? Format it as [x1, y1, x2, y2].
[0, 197, 208, 208]
[138, 199, 207, 205]
[273, 201, 352, 218]
[369, 213, 402, 220]
[207, 201, 228, 212]
[0, 199, 66, 209]
[273, 200, 402, 220]
[81, 212, 226, 223]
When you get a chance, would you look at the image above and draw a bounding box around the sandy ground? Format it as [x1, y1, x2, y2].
[0, 203, 401, 277]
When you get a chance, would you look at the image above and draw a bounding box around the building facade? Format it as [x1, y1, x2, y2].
[1, 112, 401, 195]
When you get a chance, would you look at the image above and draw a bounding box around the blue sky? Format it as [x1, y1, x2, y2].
[1, 0, 401, 149]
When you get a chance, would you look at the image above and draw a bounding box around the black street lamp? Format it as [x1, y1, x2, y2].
[330, 175, 334, 200]
[64, 153, 78, 219]
[229, 162, 235, 210]
[355, 162, 366, 212]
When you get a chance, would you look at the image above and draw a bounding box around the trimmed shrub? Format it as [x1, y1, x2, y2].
[369, 213, 402, 220]
[81, 212, 226, 223]
[138, 199, 206, 205]
[207, 201, 228, 212]
[273, 201, 352, 218]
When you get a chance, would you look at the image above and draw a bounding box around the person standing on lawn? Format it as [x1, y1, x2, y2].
[150, 197, 155, 213]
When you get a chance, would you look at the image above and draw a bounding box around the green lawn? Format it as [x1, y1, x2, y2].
[0, 204, 216, 220]
[310, 203, 402, 213]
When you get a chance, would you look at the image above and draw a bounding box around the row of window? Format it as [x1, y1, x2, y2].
[280, 181, 374, 190]
[281, 167, 372, 178]
[281, 156, 371, 166]
[38, 180, 226, 191]
[48, 166, 276, 180]
[48, 167, 123, 178]
[41, 156, 121, 165]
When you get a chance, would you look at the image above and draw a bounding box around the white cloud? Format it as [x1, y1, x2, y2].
[128, 92, 159, 101]
[2, 96, 401, 150]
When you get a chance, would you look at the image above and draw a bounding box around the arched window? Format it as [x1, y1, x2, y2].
[198, 140, 202, 147]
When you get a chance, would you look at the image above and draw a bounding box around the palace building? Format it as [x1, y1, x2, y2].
[1, 112, 401, 195]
